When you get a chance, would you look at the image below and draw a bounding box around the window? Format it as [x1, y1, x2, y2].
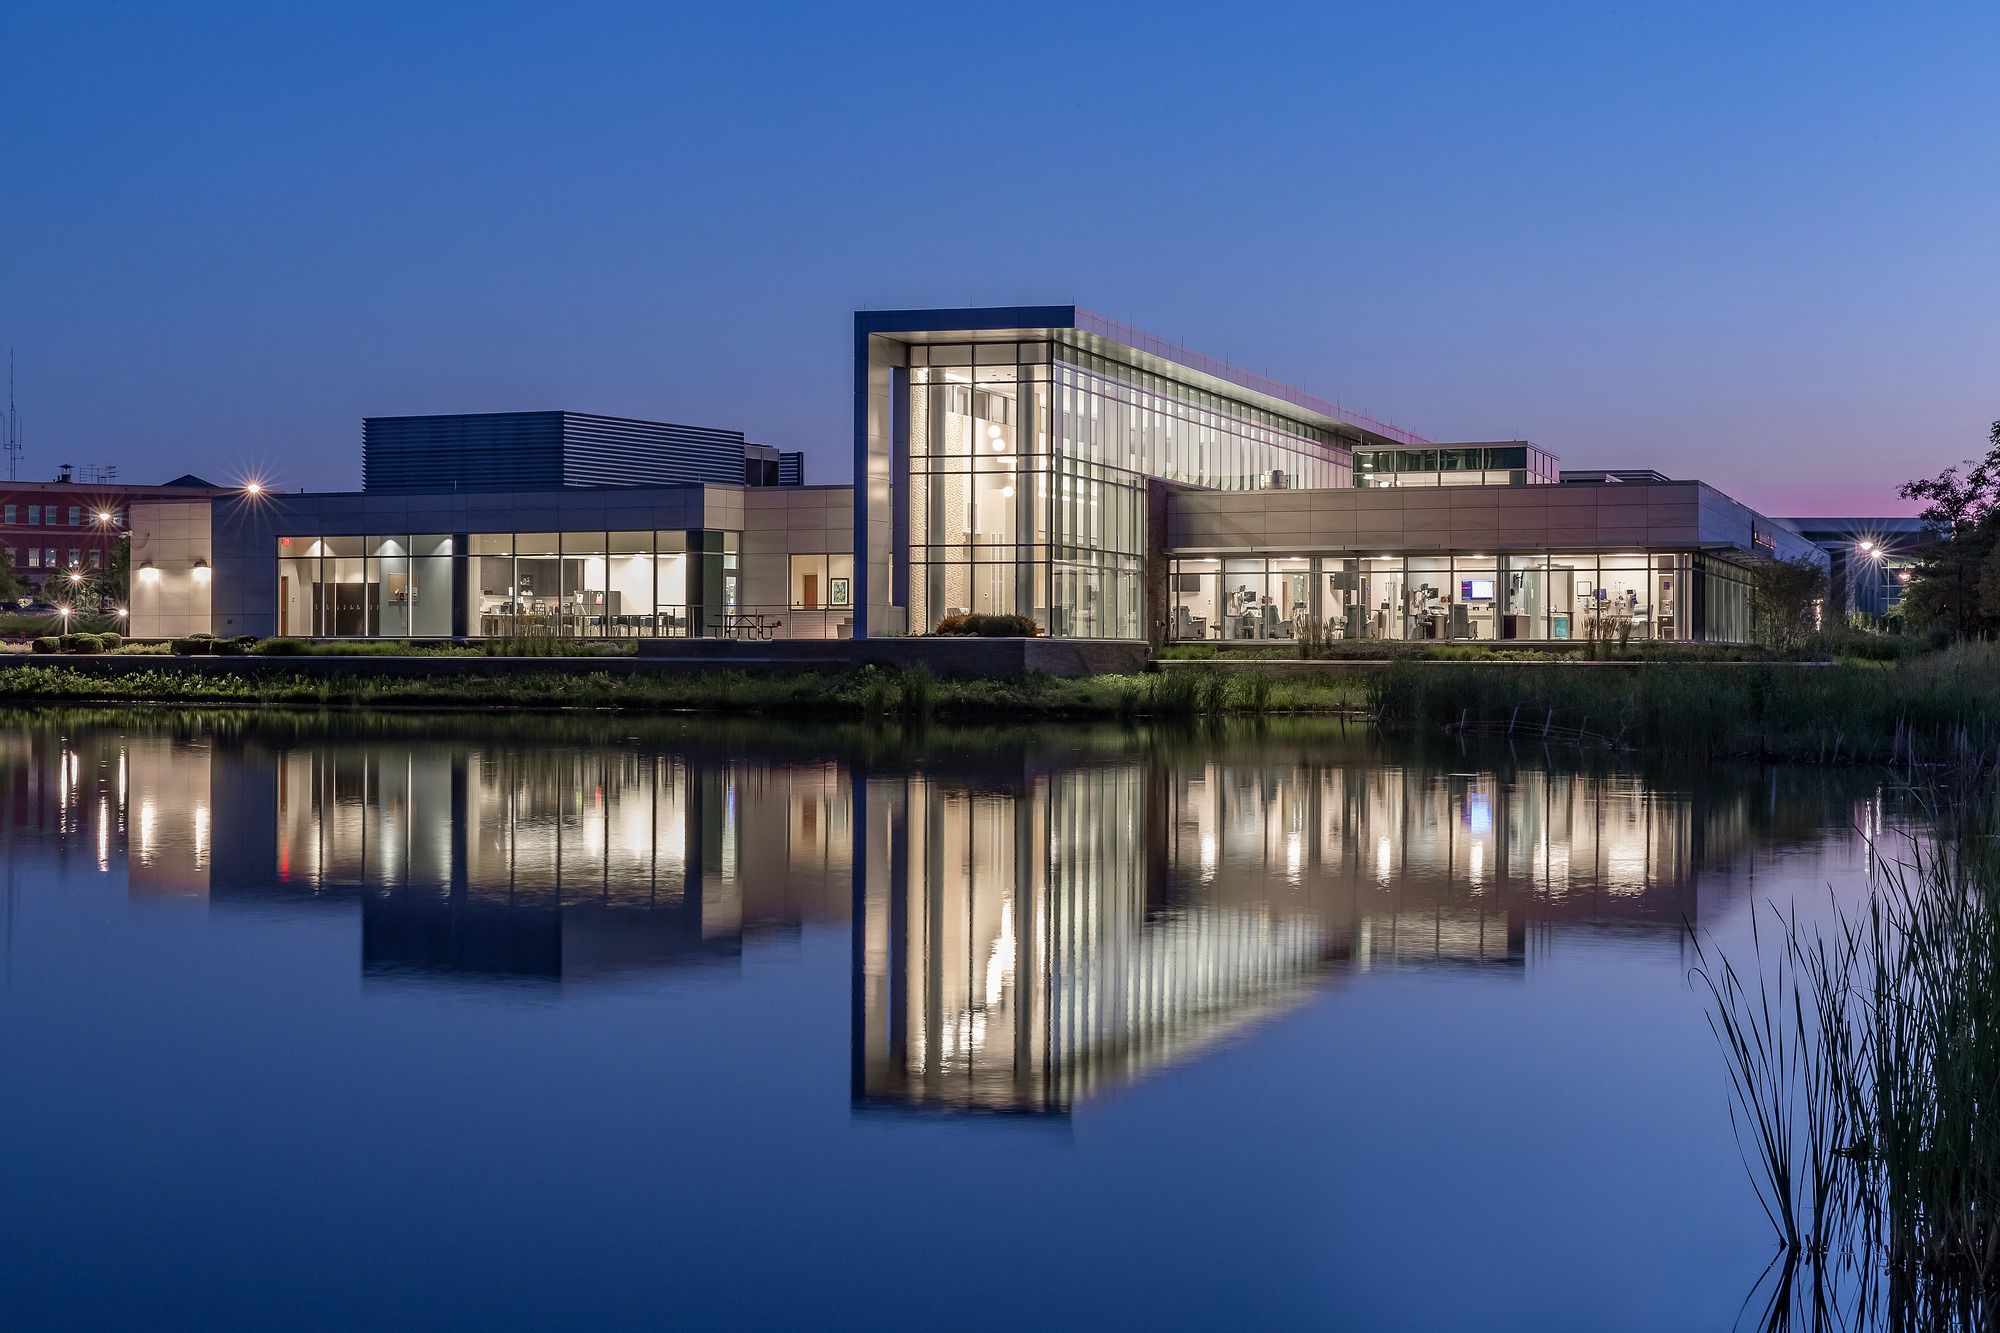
[2, 505, 13, 524]
[26, 548, 39, 568]
[68, 506, 81, 526]
[90, 549, 102, 568]
[27, 505, 40, 525]
[67, 549, 80, 568]
[787, 554, 855, 618]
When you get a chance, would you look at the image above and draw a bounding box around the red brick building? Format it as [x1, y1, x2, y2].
[2, 472, 232, 597]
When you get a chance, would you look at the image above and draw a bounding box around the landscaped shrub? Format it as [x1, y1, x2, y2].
[171, 634, 219, 655]
[31, 636, 59, 654]
[214, 635, 260, 656]
[98, 632, 123, 650]
[252, 637, 309, 655]
[59, 633, 106, 653]
[932, 613, 1043, 638]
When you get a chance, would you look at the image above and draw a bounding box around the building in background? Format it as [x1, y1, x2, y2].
[2, 470, 230, 598]
[1778, 516, 1928, 619]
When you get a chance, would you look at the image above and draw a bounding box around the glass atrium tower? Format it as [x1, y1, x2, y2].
[855, 307, 1425, 640]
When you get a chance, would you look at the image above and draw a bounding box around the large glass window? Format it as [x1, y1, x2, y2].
[905, 341, 1352, 641]
[1504, 555, 1547, 640]
[606, 531, 657, 637]
[1451, 556, 1499, 641]
[788, 553, 854, 612]
[1170, 558, 1219, 641]
[1361, 556, 1405, 640]
[279, 529, 728, 640]
[909, 348, 1046, 633]
[474, 533, 516, 635]
[1165, 551, 1707, 645]
[372, 535, 412, 637]
[562, 531, 607, 636]
[1320, 557, 1364, 639]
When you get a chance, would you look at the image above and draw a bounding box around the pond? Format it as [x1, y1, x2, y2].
[0, 713, 1898, 1330]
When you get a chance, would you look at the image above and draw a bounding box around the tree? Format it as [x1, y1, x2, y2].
[106, 536, 130, 602]
[0, 547, 22, 603]
[1979, 544, 2000, 626]
[1749, 554, 1827, 652]
[1898, 420, 2000, 638]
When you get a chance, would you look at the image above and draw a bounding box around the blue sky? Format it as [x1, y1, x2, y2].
[2, 0, 1994, 512]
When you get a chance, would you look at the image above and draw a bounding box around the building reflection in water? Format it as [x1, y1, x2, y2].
[0, 720, 1870, 1108]
[855, 766, 1343, 1115]
[855, 740, 1758, 1116]
[271, 744, 852, 983]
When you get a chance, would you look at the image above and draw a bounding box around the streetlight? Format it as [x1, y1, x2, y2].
[242, 480, 264, 497]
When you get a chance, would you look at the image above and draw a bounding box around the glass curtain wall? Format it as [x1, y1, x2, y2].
[277, 535, 455, 638]
[1165, 552, 1705, 643]
[1354, 445, 1560, 488]
[472, 531, 690, 637]
[908, 343, 1050, 635]
[906, 341, 1351, 641]
[281, 531, 703, 638]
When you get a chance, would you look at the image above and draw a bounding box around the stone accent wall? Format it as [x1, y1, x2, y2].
[128, 501, 214, 639]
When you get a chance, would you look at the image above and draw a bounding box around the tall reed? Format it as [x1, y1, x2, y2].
[1696, 769, 2000, 1325]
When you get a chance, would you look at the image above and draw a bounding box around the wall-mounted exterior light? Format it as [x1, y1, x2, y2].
[191, 560, 211, 584]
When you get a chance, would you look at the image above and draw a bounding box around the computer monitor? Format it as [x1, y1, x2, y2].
[1460, 578, 1495, 601]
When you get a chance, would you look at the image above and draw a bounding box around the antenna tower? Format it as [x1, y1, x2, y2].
[4, 350, 19, 482]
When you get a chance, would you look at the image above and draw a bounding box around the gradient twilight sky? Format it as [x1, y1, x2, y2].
[2, 2, 1994, 513]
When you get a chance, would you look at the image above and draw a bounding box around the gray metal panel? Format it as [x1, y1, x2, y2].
[361, 411, 750, 493]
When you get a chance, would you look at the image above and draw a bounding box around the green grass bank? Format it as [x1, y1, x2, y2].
[0, 659, 1367, 720]
[1366, 640, 2000, 764]
[4, 642, 1998, 762]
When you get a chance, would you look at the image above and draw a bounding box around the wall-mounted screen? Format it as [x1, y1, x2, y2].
[1460, 578, 1496, 601]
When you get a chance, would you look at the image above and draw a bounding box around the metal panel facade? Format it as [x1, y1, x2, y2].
[362, 412, 749, 493]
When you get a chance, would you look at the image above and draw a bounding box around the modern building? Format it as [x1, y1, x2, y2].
[855, 306, 1823, 646]
[132, 412, 849, 642]
[1777, 516, 1926, 619]
[128, 306, 1825, 647]
[3, 470, 230, 597]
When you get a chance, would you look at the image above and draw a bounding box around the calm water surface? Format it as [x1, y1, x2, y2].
[0, 713, 1897, 1330]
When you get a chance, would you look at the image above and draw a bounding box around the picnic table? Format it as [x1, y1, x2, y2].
[720, 613, 782, 641]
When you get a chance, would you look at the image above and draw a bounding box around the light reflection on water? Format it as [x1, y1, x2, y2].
[0, 715, 1894, 1329]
